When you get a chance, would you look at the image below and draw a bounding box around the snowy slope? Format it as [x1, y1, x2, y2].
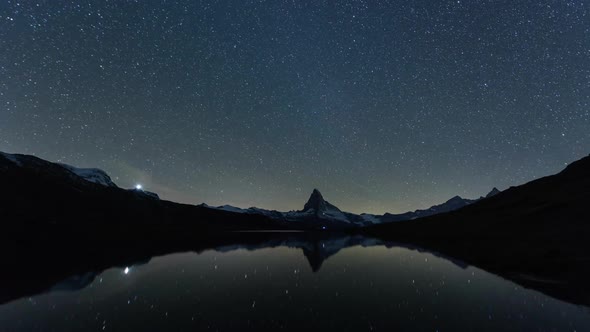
[58, 163, 117, 187]
[0, 152, 21, 166]
[0, 151, 117, 188]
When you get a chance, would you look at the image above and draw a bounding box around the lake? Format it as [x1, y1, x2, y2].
[0, 235, 589, 331]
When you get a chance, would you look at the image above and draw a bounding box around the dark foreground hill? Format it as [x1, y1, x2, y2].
[365, 154, 590, 306]
[0, 152, 285, 231]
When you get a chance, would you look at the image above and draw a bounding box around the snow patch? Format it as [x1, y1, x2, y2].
[318, 208, 350, 222]
[216, 205, 247, 214]
[360, 213, 381, 224]
[58, 163, 117, 187]
[0, 152, 21, 166]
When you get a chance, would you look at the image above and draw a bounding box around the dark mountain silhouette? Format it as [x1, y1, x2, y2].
[485, 187, 501, 198]
[369, 155, 590, 236]
[302, 188, 343, 215]
[303, 189, 328, 211]
[365, 154, 590, 306]
[0, 152, 283, 230]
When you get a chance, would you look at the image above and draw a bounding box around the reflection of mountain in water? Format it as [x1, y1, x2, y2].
[1, 232, 472, 306]
[50, 272, 98, 292]
[215, 233, 383, 271]
[216, 233, 469, 272]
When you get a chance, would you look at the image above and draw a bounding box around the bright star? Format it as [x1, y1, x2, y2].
[135, 184, 142, 190]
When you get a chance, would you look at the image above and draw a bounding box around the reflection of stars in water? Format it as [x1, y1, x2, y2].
[5, 248, 585, 331]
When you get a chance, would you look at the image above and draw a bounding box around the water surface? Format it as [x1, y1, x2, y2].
[0, 241, 589, 331]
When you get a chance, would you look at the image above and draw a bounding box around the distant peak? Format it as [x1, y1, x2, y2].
[447, 195, 464, 203]
[486, 187, 501, 198]
[304, 189, 326, 211]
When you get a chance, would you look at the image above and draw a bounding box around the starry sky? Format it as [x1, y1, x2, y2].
[0, 0, 589, 214]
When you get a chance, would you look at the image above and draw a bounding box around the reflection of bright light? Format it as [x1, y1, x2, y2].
[124, 267, 130, 274]
[135, 184, 142, 190]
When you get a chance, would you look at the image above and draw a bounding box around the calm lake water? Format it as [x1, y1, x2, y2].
[1, 240, 589, 331]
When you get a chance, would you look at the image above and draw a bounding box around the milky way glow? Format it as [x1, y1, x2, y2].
[0, 1, 588, 214]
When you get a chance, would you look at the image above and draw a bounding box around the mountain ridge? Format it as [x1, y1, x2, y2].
[0, 151, 501, 228]
[2, 150, 590, 306]
[207, 187, 501, 226]
[363, 153, 590, 306]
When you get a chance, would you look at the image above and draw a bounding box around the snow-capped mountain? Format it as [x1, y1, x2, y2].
[204, 187, 501, 227]
[287, 188, 351, 223]
[380, 195, 475, 223]
[0, 152, 117, 188]
[58, 163, 117, 187]
[1, 151, 280, 230]
[203, 190, 344, 227]
[376, 189, 502, 223]
[0, 152, 161, 200]
[0, 150, 500, 229]
[0, 152, 21, 166]
[204, 189, 368, 228]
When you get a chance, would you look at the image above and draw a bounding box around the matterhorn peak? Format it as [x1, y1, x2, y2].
[304, 189, 327, 212]
[299, 189, 348, 222]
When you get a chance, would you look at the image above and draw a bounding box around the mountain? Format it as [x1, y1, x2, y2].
[0, 151, 504, 229]
[485, 187, 500, 198]
[208, 188, 500, 226]
[380, 188, 501, 223]
[369, 155, 590, 236]
[204, 189, 357, 228]
[302, 188, 344, 216]
[0, 151, 387, 229]
[296, 188, 350, 223]
[380, 195, 475, 223]
[58, 163, 117, 187]
[0, 151, 282, 231]
[365, 154, 590, 305]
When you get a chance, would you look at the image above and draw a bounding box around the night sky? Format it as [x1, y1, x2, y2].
[0, 0, 588, 214]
